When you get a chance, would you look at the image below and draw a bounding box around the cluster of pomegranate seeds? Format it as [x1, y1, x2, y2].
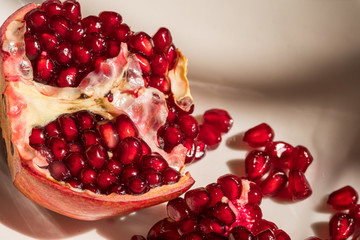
[24, 0, 178, 88]
[326, 186, 360, 240]
[131, 173, 291, 240]
[243, 123, 313, 200]
[158, 107, 233, 165]
[29, 110, 182, 195]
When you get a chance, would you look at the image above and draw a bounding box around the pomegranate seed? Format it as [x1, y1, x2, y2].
[29, 127, 46, 146]
[167, 197, 191, 222]
[150, 53, 168, 75]
[45, 121, 61, 137]
[115, 114, 138, 140]
[213, 202, 235, 226]
[165, 44, 177, 70]
[203, 109, 233, 134]
[162, 167, 181, 184]
[48, 161, 71, 181]
[96, 120, 119, 150]
[148, 74, 171, 94]
[134, 53, 151, 75]
[248, 182, 263, 205]
[47, 136, 68, 161]
[82, 15, 102, 33]
[257, 229, 276, 240]
[288, 145, 313, 172]
[217, 174, 242, 200]
[41, 0, 62, 17]
[243, 123, 274, 148]
[197, 124, 221, 149]
[245, 150, 271, 180]
[245, 204, 263, 220]
[67, 177, 82, 189]
[183, 138, 196, 164]
[39, 33, 58, 52]
[63, 0, 81, 22]
[205, 183, 225, 208]
[79, 167, 97, 185]
[25, 36, 41, 60]
[116, 137, 142, 165]
[199, 217, 226, 235]
[139, 139, 151, 156]
[120, 164, 139, 182]
[178, 115, 199, 139]
[75, 110, 95, 130]
[58, 114, 78, 141]
[139, 168, 162, 187]
[57, 67, 77, 87]
[99, 11, 122, 36]
[152, 27, 173, 53]
[113, 23, 132, 42]
[84, 33, 106, 54]
[178, 217, 199, 236]
[229, 226, 255, 240]
[194, 140, 207, 161]
[35, 54, 54, 82]
[163, 125, 185, 146]
[25, 8, 48, 31]
[85, 144, 107, 169]
[131, 235, 146, 240]
[349, 204, 360, 224]
[147, 218, 180, 240]
[96, 171, 117, 191]
[49, 15, 69, 38]
[81, 130, 101, 148]
[166, 101, 178, 123]
[260, 168, 287, 197]
[185, 187, 210, 214]
[288, 170, 312, 200]
[106, 40, 121, 58]
[68, 23, 85, 42]
[105, 159, 123, 176]
[64, 152, 86, 176]
[251, 219, 278, 236]
[265, 141, 294, 168]
[108, 184, 127, 195]
[56, 42, 72, 64]
[67, 142, 82, 153]
[329, 213, 355, 240]
[72, 44, 92, 66]
[139, 153, 168, 171]
[127, 175, 149, 195]
[84, 184, 101, 194]
[34, 145, 54, 163]
[274, 229, 291, 240]
[129, 32, 153, 57]
[327, 185, 359, 210]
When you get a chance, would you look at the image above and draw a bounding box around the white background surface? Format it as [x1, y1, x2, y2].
[1, 0, 360, 239]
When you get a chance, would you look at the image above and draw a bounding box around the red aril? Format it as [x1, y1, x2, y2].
[288, 170, 312, 200]
[245, 150, 271, 181]
[288, 145, 313, 172]
[329, 213, 355, 240]
[243, 123, 274, 148]
[327, 186, 359, 210]
[203, 108, 233, 133]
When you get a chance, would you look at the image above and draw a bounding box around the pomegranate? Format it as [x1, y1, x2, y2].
[0, 0, 238, 220]
[131, 173, 291, 239]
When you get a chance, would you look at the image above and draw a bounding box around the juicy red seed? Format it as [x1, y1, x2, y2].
[165, 44, 177, 70]
[265, 141, 294, 166]
[96, 120, 120, 150]
[64, 152, 86, 176]
[39, 33, 58, 52]
[288, 145, 313, 172]
[248, 182, 263, 205]
[140, 168, 162, 187]
[116, 137, 142, 165]
[205, 183, 225, 208]
[163, 125, 185, 146]
[68, 23, 85, 42]
[25, 36, 41, 60]
[41, 0, 62, 17]
[82, 15, 102, 33]
[217, 174, 242, 200]
[81, 130, 101, 147]
[166, 102, 178, 123]
[148, 74, 171, 94]
[139, 153, 168, 171]
[183, 138, 196, 164]
[178, 217, 199, 236]
[49, 15, 69, 38]
[203, 109, 233, 134]
[75, 110, 95, 130]
[129, 32, 153, 57]
[199, 217, 225, 235]
[34, 145, 54, 163]
[329, 213, 355, 240]
[84, 184, 101, 194]
[120, 164, 139, 182]
[152, 27, 173, 53]
[349, 204, 360, 224]
[251, 219, 278, 236]
[72, 44, 92, 66]
[198, 124, 222, 149]
[162, 167, 181, 184]
[99, 11, 122, 35]
[108, 184, 127, 195]
[45, 121, 61, 137]
[84, 33, 106, 54]
[327, 185, 359, 210]
[167, 197, 191, 222]
[48, 160, 70, 181]
[184, 187, 210, 213]
[106, 159, 123, 175]
[25, 9, 48, 31]
[288, 169, 312, 200]
[85, 144, 107, 169]
[113, 23, 132, 42]
[48, 136, 68, 161]
[260, 168, 288, 197]
[106, 40, 121, 58]
[245, 204, 263, 220]
[178, 115, 199, 139]
[58, 67, 77, 87]
[127, 175, 149, 195]
[195, 140, 207, 161]
[274, 230, 291, 240]
[115, 114, 138, 140]
[150, 53, 168, 75]
[245, 150, 271, 181]
[68, 142, 82, 153]
[79, 167, 97, 185]
[63, 0, 81, 22]
[140, 139, 151, 156]
[205, 233, 227, 240]
[58, 114, 78, 141]
[229, 226, 254, 240]
[29, 127, 46, 146]
[67, 177, 82, 189]
[147, 218, 180, 240]
[135, 53, 151, 75]
[36, 54, 54, 82]
[96, 171, 117, 190]
[131, 235, 146, 240]
[243, 123, 274, 148]
[56, 42, 72, 64]
[256, 229, 276, 240]
[213, 202, 235, 226]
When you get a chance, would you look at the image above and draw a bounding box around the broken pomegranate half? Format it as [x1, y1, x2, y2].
[0, 0, 209, 220]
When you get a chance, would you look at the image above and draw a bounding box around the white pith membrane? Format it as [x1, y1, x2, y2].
[2, 8, 193, 195]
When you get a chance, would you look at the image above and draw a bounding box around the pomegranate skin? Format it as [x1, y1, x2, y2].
[0, 3, 195, 220]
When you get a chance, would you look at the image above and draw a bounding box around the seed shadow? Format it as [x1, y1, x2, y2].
[226, 158, 245, 177]
[314, 195, 335, 214]
[311, 221, 330, 239]
[265, 187, 294, 204]
[226, 132, 253, 152]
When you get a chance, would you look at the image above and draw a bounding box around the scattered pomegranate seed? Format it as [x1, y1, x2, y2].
[203, 109, 233, 134]
[245, 150, 271, 181]
[243, 123, 274, 148]
[288, 170, 312, 200]
[327, 186, 359, 210]
[260, 168, 287, 197]
[197, 124, 222, 149]
[288, 145, 313, 172]
[329, 213, 355, 240]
